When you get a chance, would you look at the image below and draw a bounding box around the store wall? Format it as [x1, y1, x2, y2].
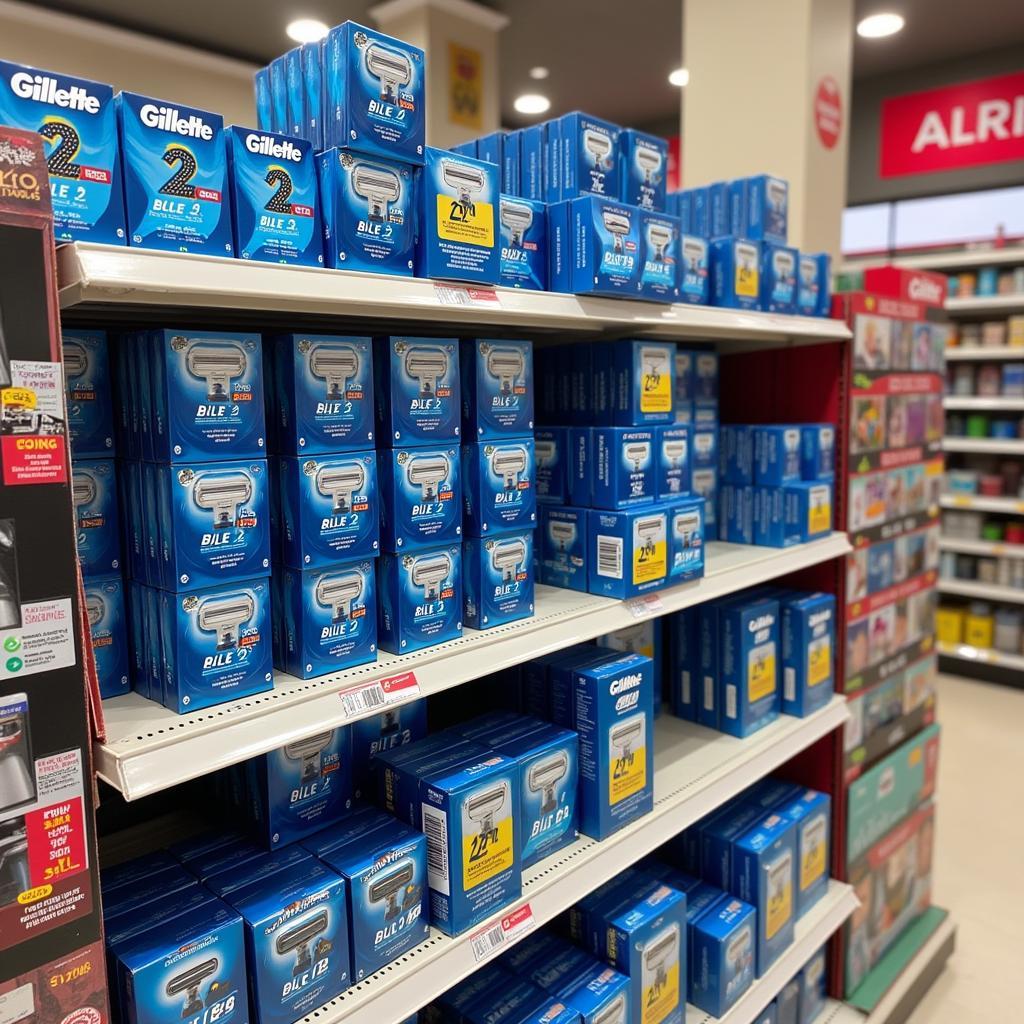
[848, 45, 1024, 205]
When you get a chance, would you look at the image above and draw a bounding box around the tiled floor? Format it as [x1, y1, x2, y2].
[904, 672, 1024, 1023]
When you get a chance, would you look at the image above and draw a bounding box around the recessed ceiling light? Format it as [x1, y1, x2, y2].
[514, 94, 551, 115]
[529, 66, 549, 80]
[856, 12, 905, 38]
[286, 18, 329, 43]
[669, 67, 689, 87]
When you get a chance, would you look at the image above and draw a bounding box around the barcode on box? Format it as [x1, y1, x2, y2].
[785, 666, 795, 702]
[421, 804, 450, 896]
[471, 923, 506, 962]
[726, 684, 737, 721]
[597, 535, 623, 579]
[340, 683, 385, 717]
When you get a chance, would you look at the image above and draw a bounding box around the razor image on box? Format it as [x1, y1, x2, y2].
[275, 910, 329, 975]
[624, 442, 650, 471]
[352, 162, 402, 221]
[0, 820, 29, 904]
[534, 438, 556, 467]
[584, 127, 612, 169]
[662, 438, 686, 468]
[635, 515, 663, 552]
[197, 592, 254, 650]
[315, 571, 363, 622]
[491, 536, 527, 581]
[368, 861, 415, 922]
[635, 142, 663, 183]
[317, 461, 365, 513]
[194, 471, 253, 527]
[310, 344, 360, 399]
[185, 343, 246, 401]
[364, 42, 411, 104]
[410, 551, 451, 600]
[72, 469, 96, 509]
[165, 958, 218, 1018]
[642, 923, 680, 996]
[486, 346, 526, 394]
[284, 731, 334, 781]
[527, 751, 568, 814]
[674, 510, 701, 546]
[466, 781, 508, 837]
[404, 345, 448, 397]
[492, 445, 527, 489]
[726, 924, 753, 979]
[407, 453, 449, 500]
[499, 198, 533, 247]
[610, 715, 643, 761]
[442, 159, 484, 217]
[549, 519, 576, 553]
[683, 237, 705, 270]
[602, 209, 630, 254]
[647, 222, 673, 261]
[593, 993, 626, 1024]
[62, 340, 87, 379]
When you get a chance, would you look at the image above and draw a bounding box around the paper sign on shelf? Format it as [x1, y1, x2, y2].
[626, 593, 665, 619]
[434, 283, 501, 308]
[339, 671, 420, 719]
[470, 903, 535, 963]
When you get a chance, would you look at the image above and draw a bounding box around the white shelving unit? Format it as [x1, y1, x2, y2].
[943, 437, 1024, 455]
[939, 536, 1024, 559]
[945, 294, 1024, 315]
[890, 245, 1024, 271]
[938, 577, 1024, 604]
[941, 493, 1024, 514]
[945, 346, 1024, 361]
[938, 640, 1024, 671]
[943, 396, 1024, 411]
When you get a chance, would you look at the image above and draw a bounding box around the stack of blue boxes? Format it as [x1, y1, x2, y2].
[673, 348, 720, 541]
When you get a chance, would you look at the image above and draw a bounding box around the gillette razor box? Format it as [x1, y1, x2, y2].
[798, 947, 827, 1024]
[720, 595, 780, 738]
[375, 336, 460, 444]
[117, 91, 233, 255]
[284, 47, 304, 138]
[587, 505, 669, 599]
[85, 575, 130, 699]
[499, 195, 547, 290]
[679, 235, 710, 305]
[416, 147, 499, 284]
[710, 237, 761, 311]
[800, 424, 834, 481]
[620, 129, 667, 211]
[539, 506, 588, 593]
[278, 451, 379, 567]
[640, 211, 681, 302]
[351, 699, 428, 799]
[551, 111, 621, 200]
[754, 426, 802, 485]
[461, 338, 534, 439]
[797, 253, 831, 318]
[774, 789, 831, 919]
[780, 592, 835, 717]
[318, 147, 415, 274]
[462, 439, 537, 535]
[668, 496, 705, 583]
[551, 195, 642, 298]
[463, 530, 535, 629]
[688, 893, 756, 1016]
[759, 243, 798, 314]
[745, 175, 789, 245]
[324, 22, 425, 163]
[379, 445, 462, 550]
[204, 847, 314, 898]
[269, 56, 287, 134]
[377, 543, 462, 653]
[276, 560, 377, 679]
[592, 427, 657, 509]
[536, 427, 569, 505]
[574, 652, 654, 839]
[0, 61, 126, 244]
[568, 426, 593, 506]
[230, 860, 350, 1024]
[64, 329, 115, 455]
[784, 481, 832, 543]
[150, 329, 266, 462]
[227, 126, 322, 266]
[419, 750, 521, 935]
[72, 458, 121, 576]
[753, 487, 799, 548]
[667, 608, 699, 721]
[656, 425, 690, 499]
[721, 425, 754, 485]
[160, 576, 272, 712]
[273, 334, 374, 454]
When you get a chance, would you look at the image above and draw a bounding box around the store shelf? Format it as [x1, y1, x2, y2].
[944, 346, 1024, 361]
[938, 641, 1024, 671]
[94, 533, 850, 800]
[55, 243, 851, 347]
[945, 294, 1024, 316]
[891, 245, 1024, 271]
[939, 536, 1024, 559]
[293, 708, 852, 1024]
[940, 493, 1024, 514]
[938, 576, 1024, 604]
[943, 396, 1024, 411]
[943, 437, 1024, 454]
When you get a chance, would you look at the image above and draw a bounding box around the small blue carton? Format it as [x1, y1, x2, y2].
[535, 427, 569, 505]
[377, 544, 462, 654]
[499, 195, 547, 290]
[461, 338, 534, 439]
[461, 439, 537, 535]
[679, 235, 710, 305]
[619, 129, 668, 211]
[592, 339, 675, 426]
[587, 505, 671, 599]
[640, 211, 681, 302]
[710, 237, 761, 311]
[85, 575, 130, 699]
[775, 789, 831, 919]
[667, 496, 705, 583]
[375, 336, 460, 445]
[781, 592, 835, 717]
[379, 446, 462, 551]
[64, 329, 115, 456]
[745, 175, 789, 245]
[800, 424, 835, 481]
[463, 530, 535, 629]
[688, 892, 756, 1016]
[539, 506, 588, 593]
[551, 111, 621, 200]
[719, 595, 780, 738]
[760, 243, 798, 314]
[72, 457, 121, 576]
[784, 481, 832, 542]
[592, 427, 657, 510]
[655, 425, 690, 500]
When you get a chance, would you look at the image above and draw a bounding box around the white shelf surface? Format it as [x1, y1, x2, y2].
[943, 437, 1024, 455]
[945, 294, 1024, 315]
[294, 706, 852, 1024]
[943, 395, 1024, 411]
[938, 641, 1024, 671]
[940, 493, 1024, 514]
[890, 246, 1024, 271]
[938, 576, 1024, 604]
[56, 243, 851, 346]
[944, 346, 1024, 361]
[95, 533, 850, 800]
[939, 536, 1024, 559]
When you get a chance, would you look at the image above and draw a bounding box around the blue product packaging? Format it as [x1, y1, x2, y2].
[753, 487, 799, 548]
[451, 140, 478, 157]
[775, 789, 831, 919]
[415, 147, 499, 283]
[117, 91, 233, 255]
[461, 439, 537, 536]
[800, 424, 835, 481]
[377, 543, 462, 653]
[502, 130, 521, 195]
[776, 979, 800, 1024]
[798, 947, 827, 1024]
[379, 445, 462, 551]
[565, 196, 643, 297]
[694, 352, 718, 401]
[784, 481, 832, 542]
[103, 864, 199, 920]
[63, 329, 115, 456]
[746, 175, 788, 244]
[85, 575, 130, 699]
[535, 427, 569, 505]
[720, 425, 753, 486]
[539, 506, 588, 593]
[673, 350, 693, 408]
[592, 427, 656, 510]
[150, 329, 266, 462]
[302, 42, 324, 150]
[667, 608, 699, 720]
[679, 235, 710, 305]
[520, 124, 545, 201]
[154, 459, 271, 590]
[796, 254, 824, 318]
[278, 451, 379, 567]
[102, 850, 180, 892]
[547, 645, 618, 731]
[568, 427, 594, 507]
[813, 254, 832, 316]
[273, 334, 374, 454]
[554, 112, 621, 200]
[587, 505, 669, 599]
[499, 195, 547, 290]
[318, 147, 416, 274]
[277, 560, 377, 679]
[351, 699, 428, 799]
[418, 750, 521, 935]
[187, 838, 266, 883]
[728, 178, 749, 236]
[227, 126, 322, 267]
[667, 496, 705, 583]
[688, 893, 756, 1016]
[754, 426, 802, 485]
[375, 336, 460, 445]
[696, 601, 727, 730]
[463, 530, 535, 629]
[0, 61, 126, 245]
[656, 425, 690, 499]
[640, 211, 681, 302]
[690, 186, 710, 238]
[619, 129, 668, 211]
[708, 182, 730, 237]
[159, 576, 272, 712]
[553, 963, 631, 1024]
[284, 48, 304, 137]
[461, 338, 534, 439]
[759, 243, 798, 314]
[269, 56, 287, 133]
[722, 484, 754, 545]
[593, 340, 675, 427]
[573, 652, 654, 839]
[72, 458, 121, 576]
[780, 592, 834, 716]
[205, 847, 314, 898]
[710, 237, 761, 311]
[229, 860, 350, 1024]
[324, 22, 425, 162]
[700, 804, 763, 888]
[720, 596, 780, 737]
[476, 130, 504, 169]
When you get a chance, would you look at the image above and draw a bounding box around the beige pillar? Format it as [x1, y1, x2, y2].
[370, 0, 508, 151]
[682, 0, 853, 257]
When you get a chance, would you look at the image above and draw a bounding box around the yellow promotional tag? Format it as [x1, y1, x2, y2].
[807, 637, 831, 687]
[642, 960, 679, 1024]
[437, 195, 494, 248]
[808, 495, 831, 535]
[462, 815, 514, 892]
[610, 742, 646, 804]
[748, 645, 776, 703]
[765, 859, 793, 940]
[633, 539, 666, 586]
[640, 370, 671, 414]
[735, 246, 759, 298]
[1, 387, 36, 410]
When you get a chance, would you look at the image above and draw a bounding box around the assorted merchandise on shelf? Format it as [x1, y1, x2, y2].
[947, 264, 1024, 298]
[949, 314, 1024, 350]
[947, 359, 1024, 400]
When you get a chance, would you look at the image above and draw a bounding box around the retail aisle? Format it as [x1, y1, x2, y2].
[905, 672, 1024, 1023]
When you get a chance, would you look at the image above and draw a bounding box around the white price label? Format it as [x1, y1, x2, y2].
[626, 593, 664, 619]
[434, 283, 501, 308]
[470, 904, 535, 963]
[339, 671, 419, 719]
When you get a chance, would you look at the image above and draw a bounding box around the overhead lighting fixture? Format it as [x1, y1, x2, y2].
[529, 66, 549, 80]
[669, 68, 689, 88]
[287, 18, 329, 43]
[514, 93, 551, 115]
[856, 12, 904, 38]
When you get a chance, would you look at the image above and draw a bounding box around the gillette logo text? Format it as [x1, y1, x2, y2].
[245, 133, 302, 162]
[11, 72, 100, 112]
[140, 104, 213, 139]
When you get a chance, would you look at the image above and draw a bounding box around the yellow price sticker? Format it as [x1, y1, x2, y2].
[1, 387, 36, 409]
[18, 885, 52, 904]
[633, 539, 667, 586]
[748, 645, 776, 703]
[641, 960, 679, 1024]
[807, 637, 831, 687]
[436, 195, 494, 248]
[610, 741, 647, 805]
[765, 857, 793, 940]
[462, 815, 514, 892]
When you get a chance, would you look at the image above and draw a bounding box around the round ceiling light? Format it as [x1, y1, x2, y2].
[286, 18, 329, 43]
[514, 94, 551, 115]
[669, 67, 690, 87]
[529, 66, 549, 80]
[856, 12, 905, 38]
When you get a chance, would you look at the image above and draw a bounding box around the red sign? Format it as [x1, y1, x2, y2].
[880, 70, 1024, 178]
[814, 76, 842, 149]
[862, 266, 947, 307]
[1, 433, 67, 485]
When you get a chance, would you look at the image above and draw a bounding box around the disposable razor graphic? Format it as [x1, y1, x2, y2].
[276, 911, 329, 976]
[726, 925, 752, 971]
[635, 142, 663, 183]
[662, 438, 686, 468]
[284, 731, 335, 781]
[404, 346, 449, 397]
[647, 222, 673, 261]
[610, 715, 643, 761]
[492, 536, 527, 581]
[353, 163, 402, 221]
[166, 958, 218, 1019]
[0, 822, 29, 896]
[365, 42, 412, 104]
[636, 515, 663, 554]
[72, 470, 96, 509]
[766, 178, 787, 212]
[62, 341, 87, 380]
[410, 552, 451, 600]
[316, 461, 365, 513]
[527, 751, 568, 814]
[624, 442, 650, 471]
[534, 438, 556, 467]
[492, 445, 528, 489]
[369, 861, 415, 922]
[641, 345, 670, 384]
[583, 127, 612, 169]
[642, 923, 679, 996]
[310, 344, 360, 399]
[380, 708, 401, 736]
[315, 571, 364, 622]
[767, 851, 793, 918]
[0, 706, 25, 756]
[674, 510, 701, 548]
[486, 347, 526, 394]
[593, 993, 626, 1024]
[407, 453, 449, 501]
[466, 781, 508, 837]
[499, 198, 533, 247]
[194, 472, 253, 527]
[442, 159, 485, 218]
[549, 519, 577, 553]
[683, 237, 706, 271]
[602, 210, 630, 254]
[197, 592, 255, 650]
[85, 593, 105, 628]
[185, 344, 246, 401]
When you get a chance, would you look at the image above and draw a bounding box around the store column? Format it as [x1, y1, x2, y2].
[370, 0, 508, 150]
[681, 0, 853, 256]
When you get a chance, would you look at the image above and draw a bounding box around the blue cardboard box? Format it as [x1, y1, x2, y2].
[640, 211, 681, 302]
[351, 699, 428, 799]
[619, 129, 668, 211]
[721, 484, 754, 545]
[667, 496, 705, 583]
[760, 243, 798, 314]
[754, 426, 803, 485]
[753, 486, 800, 548]
[592, 340, 675, 427]
[375, 336, 460, 445]
[63, 329, 115, 456]
[679, 235, 710, 304]
[784, 481, 832, 542]
[721, 425, 754, 485]
[269, 56, 287, 133]
[539, 506, 588, 593]
[72, 457, 121, 576]
[550, 196, 642, 298]
[501, 130, 521, 195]
[284, 47, 304, 138]
[781, 592, 835, 717]
[688, 892, 756, 1016]
[710, 237, 761, 311]
[535, 427, 569, 504]
[800, 424, 835, 481]
[798, 253, 831, 317]
[463, 530, 535, 629]
[301, 41, 323, 150]
[205, 846, 314, 898]
[85, 575, 130, 699]
[462, 439, 537, 535]
[377, 543, 462, 653]
[552, 111, 621, 200]
[498, 196, 547, 290]
[656, 425, 690, 500]
[461, 338, 534, 439]
[720, 595, 780, 737]
[708, 182, 730, 237]
[775, 789, 831, 919]
[520, 124, 545, 201]
[587, 505, 671, 599]
[592, 427, 657, 509]
[379, 445, 461, 551]
[798, 946, 827, 1024]
[746, 175, 789, 245]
